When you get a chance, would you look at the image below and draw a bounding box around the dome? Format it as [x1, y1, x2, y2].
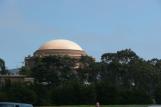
[25, 39, 87, 68]
[39, 39, 83, 51]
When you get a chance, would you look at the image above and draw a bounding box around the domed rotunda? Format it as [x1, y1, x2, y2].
[34, 39, 86, 58]
[25, 39, 86, 68]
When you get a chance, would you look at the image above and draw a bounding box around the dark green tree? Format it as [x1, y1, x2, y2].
[101, 49, 139, 64]
[0, 58, 6, 74]
[30, 56, 77, 86]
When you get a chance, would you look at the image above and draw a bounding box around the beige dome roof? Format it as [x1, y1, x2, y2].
[39, 39, 83, 51]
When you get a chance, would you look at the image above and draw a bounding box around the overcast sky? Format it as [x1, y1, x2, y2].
[1, 0, 161, 69]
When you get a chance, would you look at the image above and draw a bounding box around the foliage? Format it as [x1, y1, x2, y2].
[2, 49, 161, 105]
[0, 58, 7, 74]
[0, 85, 37, 104]
[30, 56, 77, 87]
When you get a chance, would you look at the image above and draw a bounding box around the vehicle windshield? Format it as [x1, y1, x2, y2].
[0, 104, 14, 107]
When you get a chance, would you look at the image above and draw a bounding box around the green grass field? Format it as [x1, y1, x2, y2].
[37, 105, 149, 107]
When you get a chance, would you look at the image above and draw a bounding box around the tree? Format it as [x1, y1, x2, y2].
[101, 49, 139, 64]
[100, 49, 155, 104]
[0, 58, 6, 74]
[0, 84, 37, 104]
[30, 56, 77, 86]
[50, 81, 96, 105]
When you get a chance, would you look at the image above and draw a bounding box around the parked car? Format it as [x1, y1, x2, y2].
[0, 102, 33, 107]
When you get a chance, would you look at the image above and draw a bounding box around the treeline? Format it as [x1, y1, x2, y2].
[1, 49, 161, 105]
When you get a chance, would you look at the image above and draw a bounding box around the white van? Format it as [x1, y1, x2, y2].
[0, 102, 33, 107]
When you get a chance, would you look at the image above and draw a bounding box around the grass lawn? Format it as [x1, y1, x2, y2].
[37, 105, 149, 107]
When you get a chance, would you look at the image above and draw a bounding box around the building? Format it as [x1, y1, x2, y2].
[25, 39, 87, 68]
[0, 74, 34, 87]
